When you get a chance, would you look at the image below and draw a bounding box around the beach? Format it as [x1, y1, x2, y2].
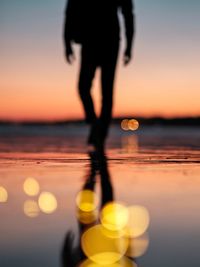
[0, 124, 200, 267]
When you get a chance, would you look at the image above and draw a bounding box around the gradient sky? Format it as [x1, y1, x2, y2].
[0, 0, 200, 121]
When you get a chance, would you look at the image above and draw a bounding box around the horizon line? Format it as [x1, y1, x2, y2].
[0, 116, 200, 125]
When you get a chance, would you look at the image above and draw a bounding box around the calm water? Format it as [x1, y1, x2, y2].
[0, 125, 200, 267]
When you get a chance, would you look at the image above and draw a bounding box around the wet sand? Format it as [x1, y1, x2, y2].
[0, 125, 200, 267]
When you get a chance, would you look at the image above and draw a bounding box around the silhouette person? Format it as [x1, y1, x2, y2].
[61, 152, 114, 267]
[64, 0, 135, 151]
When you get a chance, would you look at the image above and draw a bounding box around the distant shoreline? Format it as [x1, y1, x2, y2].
[0, 117, 200, 126]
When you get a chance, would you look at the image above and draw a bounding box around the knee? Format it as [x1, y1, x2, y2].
[78, 78, 91, 99]
[102, 92, 113, 108]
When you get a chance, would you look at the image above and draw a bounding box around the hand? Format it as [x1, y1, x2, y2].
[123, 48, 132, 66]
[66, 43, 75, 64]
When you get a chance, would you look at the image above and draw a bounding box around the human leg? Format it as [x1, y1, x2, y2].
[99, 43, 119, 142]
[78, 46, 97, 124]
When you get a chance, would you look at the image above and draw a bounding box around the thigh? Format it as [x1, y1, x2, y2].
[79, 46, 97, 88]
[101, 42, 119, 93]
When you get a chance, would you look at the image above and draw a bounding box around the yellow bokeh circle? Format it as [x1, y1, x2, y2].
[0, 186, 8, 203]
[121, 119, 129, 131]
[121, 119, 139, 131]
[38, 192, 57, 214]
[101, 202, 129, 232]
[124, 205, 150, 238]
[81, 224, 129, 265]
[128, 119, 139, 131]
[23, 177, 40, 196]
[24, 200, 40, 218]
[77, 209, 97, 225]
[76, 190, 98, 212]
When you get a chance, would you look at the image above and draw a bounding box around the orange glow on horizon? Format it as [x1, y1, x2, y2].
[1, 48, 200, 122]
[1, 79, 200, 122]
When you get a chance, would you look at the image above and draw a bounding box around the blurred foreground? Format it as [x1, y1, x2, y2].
[0, 124, 200, 267]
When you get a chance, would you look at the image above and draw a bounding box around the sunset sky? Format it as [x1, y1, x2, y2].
[0, 0, 200, 121]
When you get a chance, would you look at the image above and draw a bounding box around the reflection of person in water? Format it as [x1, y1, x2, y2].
[61, 152, 113, 267]
[64, 0, 135, 151]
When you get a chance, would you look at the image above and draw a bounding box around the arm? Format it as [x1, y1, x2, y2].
[63, 0, 75, 64]
[121, 0, 135, 65]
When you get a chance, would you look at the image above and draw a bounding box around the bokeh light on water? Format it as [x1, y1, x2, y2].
[24, 200, 40, 218]
[81, 200, 150, 264]
[121, 119, 139, 131]
[126, 233, 150, 258]
[76, 190, 99, 212]
[23, 177, 40, 197]
[128, 119, 139, 131]
[101, 202, 129, 231]
[124, 205, 150, 238]
[121, 119, 130, 131]
[0, 186, 8, 203]
[81, 224, 129, 265]
[38, 192, 57, 214]
[77, 209, 97, 225]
